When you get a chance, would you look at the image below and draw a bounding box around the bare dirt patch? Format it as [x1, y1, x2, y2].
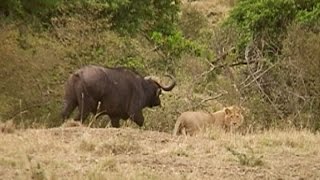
[1, 127, 320, 179]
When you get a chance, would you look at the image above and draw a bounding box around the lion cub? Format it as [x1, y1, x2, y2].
[173, 106, 244, 136]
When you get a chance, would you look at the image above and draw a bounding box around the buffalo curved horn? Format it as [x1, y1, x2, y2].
[144, 76, 152, 80]
[144, 75, 160, 81]
[158, 74, 176, 91]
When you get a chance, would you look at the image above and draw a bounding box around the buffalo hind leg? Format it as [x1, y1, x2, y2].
[74, 108, 91, 122]
[74, 96, 97, 123]
[131, 111, 144, 127]
[61, 100, 77, 120]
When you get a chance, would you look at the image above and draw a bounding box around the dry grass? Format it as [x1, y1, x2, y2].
[62, 119, 83, 128]
[181, 0, 235, 27]
[0, 127, 320, 179]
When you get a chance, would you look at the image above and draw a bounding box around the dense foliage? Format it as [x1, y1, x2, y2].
[1, 0, 180, 35]
[226, 0, 320, 56]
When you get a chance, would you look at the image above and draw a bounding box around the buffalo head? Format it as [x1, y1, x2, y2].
[144, 75, 176, 108]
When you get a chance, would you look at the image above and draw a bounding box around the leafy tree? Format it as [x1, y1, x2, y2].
[0, 0, 61, 17]
[226, 0, 320, 56]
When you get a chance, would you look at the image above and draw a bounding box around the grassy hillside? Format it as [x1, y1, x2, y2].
[0, 0, 234, 131]
[1, 0, 320, 131]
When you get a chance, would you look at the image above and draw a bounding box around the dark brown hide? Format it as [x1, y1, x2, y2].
[61, 65, 176, 127]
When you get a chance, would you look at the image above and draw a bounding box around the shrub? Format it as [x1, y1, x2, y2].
[178, 6, 209, 41]
[230, 24, 320, 131]
[152, 31, 202, 57]
[278, 25, 320, 130]
[226, 0, 320, 57]
[296, 2, 320, 32]
[108, 0, 180, 35]
[0, 0, 61, 19]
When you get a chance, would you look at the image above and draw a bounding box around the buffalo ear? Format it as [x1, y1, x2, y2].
[224, 108, 232, 115]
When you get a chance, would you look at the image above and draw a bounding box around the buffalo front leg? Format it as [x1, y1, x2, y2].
[74, 108, 91, 123]
[110, 117, 121, 128]
[74, 94, 97, 123]
[130, 111, 144, 127]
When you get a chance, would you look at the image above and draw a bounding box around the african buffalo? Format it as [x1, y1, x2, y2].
[61, 65, 176, 128]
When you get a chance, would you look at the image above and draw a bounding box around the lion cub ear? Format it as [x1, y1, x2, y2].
[224, 108, 232, 115]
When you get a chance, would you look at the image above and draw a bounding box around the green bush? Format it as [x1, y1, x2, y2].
[20, 0, 61, 15]
[0, 0, 22, 16]
[296, 2, 320, 32]
[0, 0, 61, 18]
[1, 0, 180, 36]
[151, 31, 203, 58]
[226, 0, 320, 57]
[108, 0, 180, 35]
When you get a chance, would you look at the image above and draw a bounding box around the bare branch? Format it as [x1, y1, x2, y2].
[200, 93, 225, 104]
[199, 60, 257, 78]
[244, 42, 283, 118]
[215, 60, 256, 69]
[242, 63, 277, 88]
[192, 92, 227, 110]
[211, 47, 236, 65]
[199, 66, 215, 78]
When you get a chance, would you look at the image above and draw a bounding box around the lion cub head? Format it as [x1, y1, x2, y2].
[222, 105, 244, 130]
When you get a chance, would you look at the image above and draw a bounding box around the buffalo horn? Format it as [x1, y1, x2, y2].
[158, 74, 176, 91]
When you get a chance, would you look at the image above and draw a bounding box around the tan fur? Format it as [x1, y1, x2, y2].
[173, 106, 244, 136]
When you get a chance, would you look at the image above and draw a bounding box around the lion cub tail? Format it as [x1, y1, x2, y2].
[173, 119, 181, 136]
[173, 119, 186, 136]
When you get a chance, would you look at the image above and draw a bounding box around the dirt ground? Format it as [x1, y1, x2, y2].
[1, 125, 320, 180]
